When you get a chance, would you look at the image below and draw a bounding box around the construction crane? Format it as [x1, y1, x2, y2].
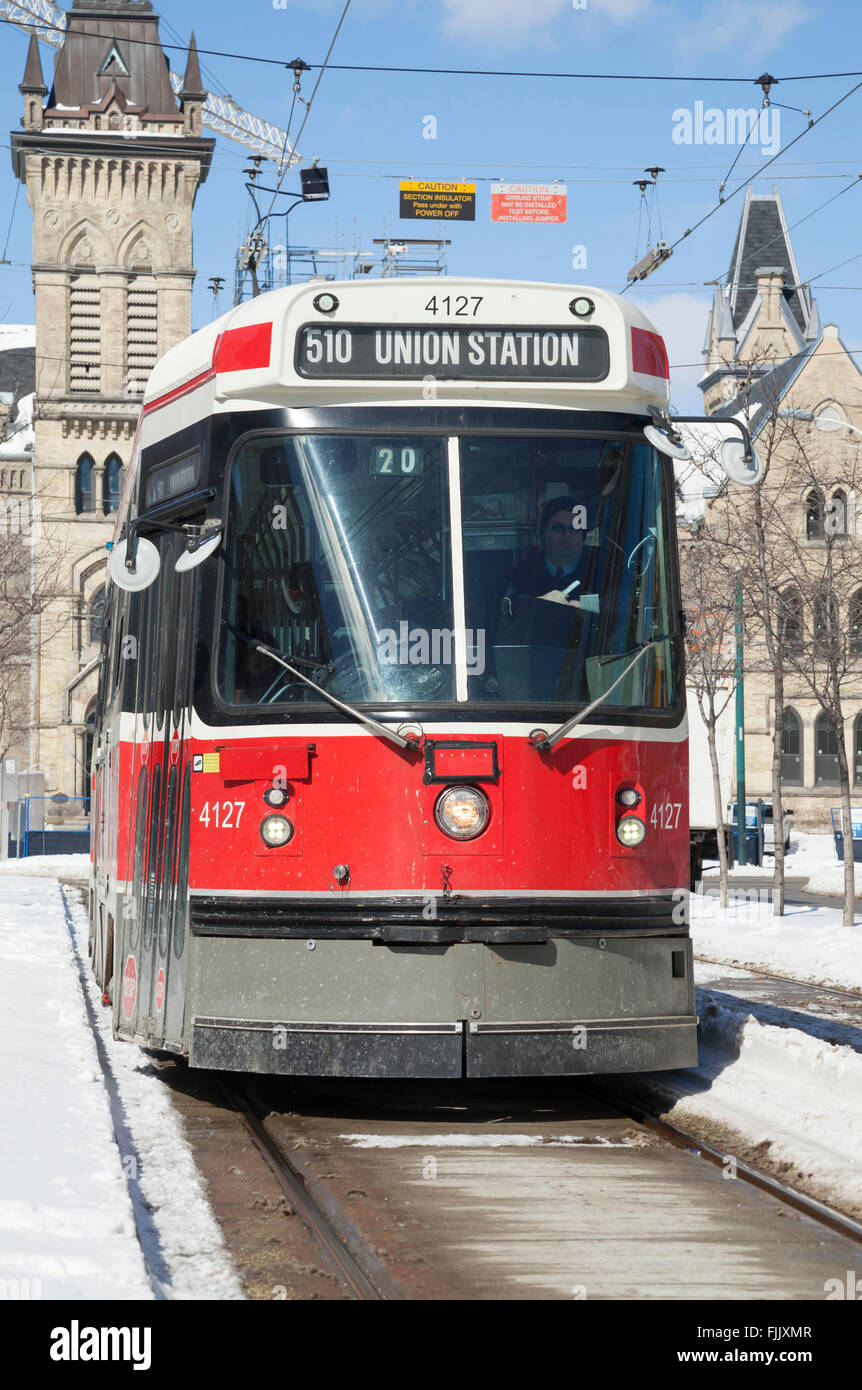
[0, 0, 296, 165]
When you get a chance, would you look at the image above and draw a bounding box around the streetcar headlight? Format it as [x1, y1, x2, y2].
[434, 785, 490, 841]
[263, 786, 289, 808]
[616, 816, 646, 847]
[260, 814, 294, 847]
[616, 787, 642, 808]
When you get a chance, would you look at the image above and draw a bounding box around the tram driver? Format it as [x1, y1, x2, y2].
[501, 494, 601, 620]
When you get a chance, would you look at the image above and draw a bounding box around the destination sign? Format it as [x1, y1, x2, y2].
[296, 324, 609, 381]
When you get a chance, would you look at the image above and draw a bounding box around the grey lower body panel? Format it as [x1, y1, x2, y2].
[191, 1018, 464, 1078]
[190, 1014, 698, 1078]
[467, 1017, 698, 1076]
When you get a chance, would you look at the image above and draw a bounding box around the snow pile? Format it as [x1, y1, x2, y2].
[622, 986, 862, 1222]
[64, 890, 245, 1300]
[691, 888, 862, 991]
[0, 875, 243, 1300]
[0, 854, 90, 885]
[0, 876, 151, 1299]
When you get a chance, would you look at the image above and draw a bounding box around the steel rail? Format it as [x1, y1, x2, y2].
[590, 1080, 862, 1246]
[218, 1078, 404, 1301]
[695, 954, 862, 1004]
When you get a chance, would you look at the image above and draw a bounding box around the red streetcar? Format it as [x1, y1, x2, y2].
[88, 276, 756, 1077]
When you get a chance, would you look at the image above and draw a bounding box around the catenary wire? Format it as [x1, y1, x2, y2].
[5, 18, 862, 84]
[622, 75, 862, 291]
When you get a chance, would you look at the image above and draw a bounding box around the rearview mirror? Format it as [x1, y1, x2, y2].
[720, 438, 764, 487]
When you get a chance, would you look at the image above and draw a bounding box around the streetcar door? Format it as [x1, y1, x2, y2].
[159, 552, 196, 1049]
[144, 532, 190, 1048]
[130, 530, 173, 1041]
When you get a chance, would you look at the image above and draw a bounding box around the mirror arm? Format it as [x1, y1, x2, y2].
[664, 413, 755, 464]
[121, 487, 217, 572]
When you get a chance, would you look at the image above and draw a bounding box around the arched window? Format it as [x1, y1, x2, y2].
[778, 588, 802, 649]
[806, 489, 825, 541]
[827, 488, 849, 537]
[89, 585, 106, 645]
[855, 715, 862, 786]
[850, 591, 862, 656]
[75, 453, 95, 513]
[103, 454, 122, 514]
[781, 708, 803, 785]
[815, 712, 840, 785]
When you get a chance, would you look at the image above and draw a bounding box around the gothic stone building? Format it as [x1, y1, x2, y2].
[9, 0, 212, 797]
[693, 185, 862, 827]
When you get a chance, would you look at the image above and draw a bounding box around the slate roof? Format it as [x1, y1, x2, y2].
[709, 340, 819, 434]
[726, 186, 815, 339]
[46, 1, 179, 118]
[0, 346, 36, 404]
[20, 33, 47, 93]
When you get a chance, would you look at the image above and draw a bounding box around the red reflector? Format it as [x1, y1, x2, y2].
[631, 326, 669, 379]
[213, 321, 272, 373]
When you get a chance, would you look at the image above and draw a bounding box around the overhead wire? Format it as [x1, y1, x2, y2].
[622, 72, 862, 291]
[6, 18, 862, 84]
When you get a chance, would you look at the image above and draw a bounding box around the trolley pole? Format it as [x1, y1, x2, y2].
[735, 580, 747, 867]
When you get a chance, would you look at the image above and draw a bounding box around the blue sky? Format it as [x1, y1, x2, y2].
[2, 0, 862, 408]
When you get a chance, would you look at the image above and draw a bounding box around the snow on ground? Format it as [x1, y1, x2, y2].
[0, 874, 243, 1300]
[620, 983, 862, 1222]
[695, 831, 862, 989]
[0, 876, 151, 1300]
[691, 892, 862, 992]
[703, 830, 862, 897]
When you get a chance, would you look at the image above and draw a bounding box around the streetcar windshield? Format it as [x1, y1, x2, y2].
[218, 431, 679, 710]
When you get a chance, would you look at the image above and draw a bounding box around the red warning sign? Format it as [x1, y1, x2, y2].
[155, 967, 166, 1012]
[490, 181, 567, 223]
[122, 955, 137, 1019]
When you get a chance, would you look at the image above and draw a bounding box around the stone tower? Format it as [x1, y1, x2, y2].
[699, 185, 820, 415]
[10, 3, 213, 796]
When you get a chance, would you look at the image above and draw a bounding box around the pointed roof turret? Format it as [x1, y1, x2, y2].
[20, 33, 47, 95]
[180, 33, 206, 100]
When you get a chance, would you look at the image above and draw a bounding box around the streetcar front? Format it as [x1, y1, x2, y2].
[105, 278, 698, 1077]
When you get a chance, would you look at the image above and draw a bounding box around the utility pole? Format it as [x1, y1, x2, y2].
[735, 579, 747, 866]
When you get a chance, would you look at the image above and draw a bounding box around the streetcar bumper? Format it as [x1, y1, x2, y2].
[190, 1012, 698, 1077]
[186, 927, 698, 1077]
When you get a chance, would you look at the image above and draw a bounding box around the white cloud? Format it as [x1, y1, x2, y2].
[640, 291, 712, 413]
[439, 0, 653, 43]
[673, 0, 812, 57]
[440, 0, 569, 42]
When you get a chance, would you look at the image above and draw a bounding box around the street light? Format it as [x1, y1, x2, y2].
[815, 406, 862, 440]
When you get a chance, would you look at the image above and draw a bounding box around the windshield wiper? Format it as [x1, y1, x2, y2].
[529, 632, 676, 753]
[235, 630, 419, 752]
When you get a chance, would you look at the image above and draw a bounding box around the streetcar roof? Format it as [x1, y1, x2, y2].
[142, 277, 670, 415]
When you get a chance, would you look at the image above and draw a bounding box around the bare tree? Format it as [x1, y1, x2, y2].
[680, 520, 737, 906]
[765, 420, 862, 926]
[0, 486, 69, 764]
